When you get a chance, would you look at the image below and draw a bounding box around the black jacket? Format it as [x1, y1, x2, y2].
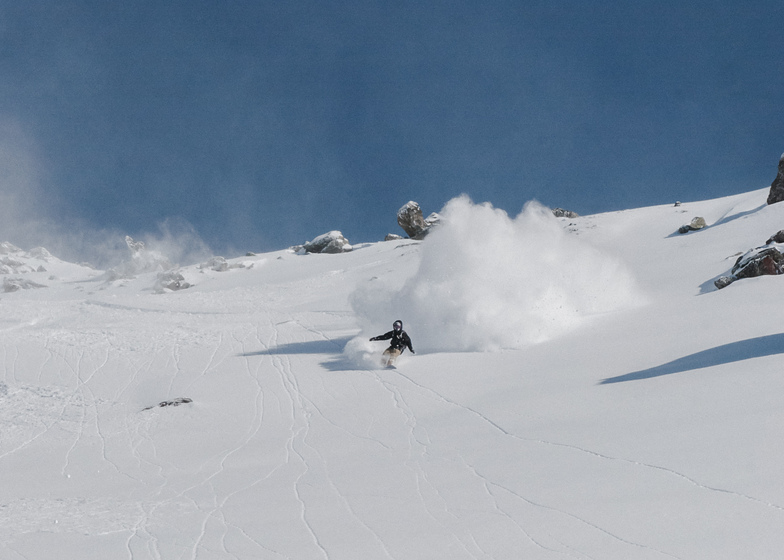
[370, 330, 414, 353]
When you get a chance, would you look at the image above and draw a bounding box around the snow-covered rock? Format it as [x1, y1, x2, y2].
[0, 244, 54, 274]
[678, 216, 707, 233]
[396, 201, 430, 239]
[297, 231, 352, 254]
[199, 256, 230, 271]
[714, 244, 784, 289]
[3, 277, 46, 292]
[0, 241, 22, 255]
[154, 270, 192, 293]
[552, 207, 579, 218]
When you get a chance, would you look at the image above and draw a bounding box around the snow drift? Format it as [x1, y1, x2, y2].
[351, 196, 643, 354]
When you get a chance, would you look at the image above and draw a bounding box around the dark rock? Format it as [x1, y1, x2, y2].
[766, 153, 784, 205]
[397, 201, 430, 239]
[766, 230, 784, 244]
[396, 202, 441, 239]
[714, 246, 784, 289]
[143, 397, 192, 411]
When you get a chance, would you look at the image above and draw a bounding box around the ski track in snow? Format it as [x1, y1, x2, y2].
[0, 306, 773, 559]
[391, 365, 784, 513]
[0, 306, 775, 560]
[3, 195, 784, 559]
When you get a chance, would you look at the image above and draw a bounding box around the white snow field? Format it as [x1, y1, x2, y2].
[2, 188, 784, 559]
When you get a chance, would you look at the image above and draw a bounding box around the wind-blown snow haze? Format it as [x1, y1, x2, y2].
[351, 196, 642, 354]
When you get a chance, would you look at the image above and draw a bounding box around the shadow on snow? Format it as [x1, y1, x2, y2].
[238, 336, 353, 357]
[665, 203, 766, 240]
[601, 333, 784, 384]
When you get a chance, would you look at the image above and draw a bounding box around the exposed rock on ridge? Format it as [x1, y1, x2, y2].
[766, 153, 784, 205]
[397, 201, 440, 239]
[294, 231, 353, 254]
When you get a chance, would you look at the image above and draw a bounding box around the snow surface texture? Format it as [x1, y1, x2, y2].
[2, 188, 784, 559]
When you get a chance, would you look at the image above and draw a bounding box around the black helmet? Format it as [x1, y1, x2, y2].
[393, 320, 403, 331]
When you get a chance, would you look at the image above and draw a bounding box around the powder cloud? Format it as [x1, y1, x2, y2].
[351, 196, 643, 354]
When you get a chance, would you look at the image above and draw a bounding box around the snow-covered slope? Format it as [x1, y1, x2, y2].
[2, 188, 784, 559]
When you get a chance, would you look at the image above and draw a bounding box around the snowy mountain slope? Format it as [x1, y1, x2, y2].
[1, 188, 784, 559]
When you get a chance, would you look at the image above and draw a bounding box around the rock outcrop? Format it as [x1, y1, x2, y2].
[766, 153, 784, 205]
[714, 245, 784, 289]
[397, 201, 428, 238]
[397, 201, 440, 239]
[295, 231, 353, 254]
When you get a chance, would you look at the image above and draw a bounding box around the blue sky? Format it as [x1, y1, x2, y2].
[1, 1, 782, 263]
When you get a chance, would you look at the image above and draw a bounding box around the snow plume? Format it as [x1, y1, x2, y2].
[102, 219, 212, 278]
[350, 196, 643, 354]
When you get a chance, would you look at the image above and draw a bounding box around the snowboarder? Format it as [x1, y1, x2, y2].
[370, 320, 414, 367]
